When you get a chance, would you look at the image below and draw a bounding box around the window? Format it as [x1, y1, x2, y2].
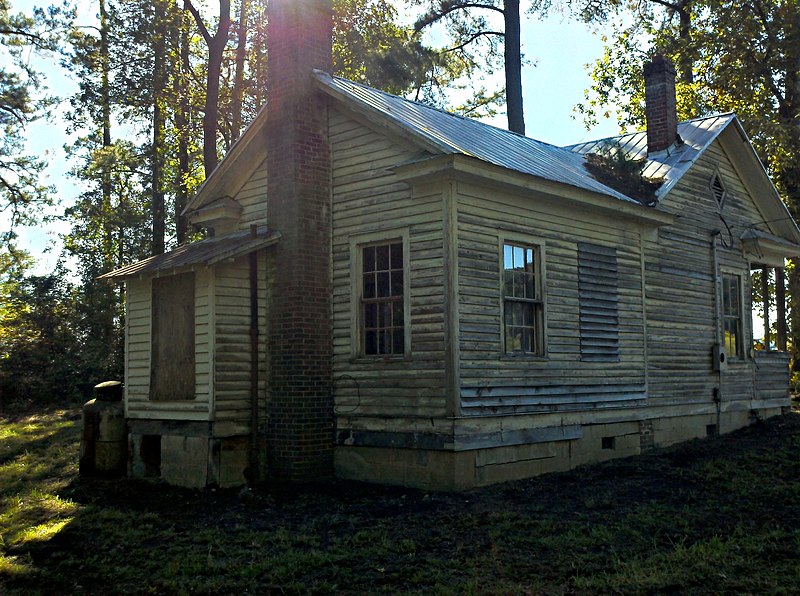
[722, 274, 742, 357]
[502, 241, 544, 355]
[361, 240, 405, 356]
[150, 272, 195, 401]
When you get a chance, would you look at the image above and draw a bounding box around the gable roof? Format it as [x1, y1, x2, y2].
[567, 114, 800, 243]
[314, 71, 638, 205]
[567, 114, 735, 199]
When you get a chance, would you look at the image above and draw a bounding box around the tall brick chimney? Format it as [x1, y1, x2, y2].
[265, 0, 334, 481]
[644, 55, 678, 154]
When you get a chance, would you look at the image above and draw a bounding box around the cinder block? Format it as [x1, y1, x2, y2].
[161, 435, 209, 488]
[218, 437, 249, 487]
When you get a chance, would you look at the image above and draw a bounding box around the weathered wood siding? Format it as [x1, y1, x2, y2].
[234, 159, 268, 230]
[456, 182, 647, 414]
[644, 138, 770, 407]
[330, 107, 449, 427]
[125, 269, 212, 420]
[212, 253, 268, 435]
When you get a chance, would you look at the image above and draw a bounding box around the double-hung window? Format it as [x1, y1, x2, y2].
[722, 274, 742, 357]
[502, 241, 544, 355]
[360, 240, 405, 356]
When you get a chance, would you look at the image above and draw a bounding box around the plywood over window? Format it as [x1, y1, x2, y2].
[150, 272, 196, 401]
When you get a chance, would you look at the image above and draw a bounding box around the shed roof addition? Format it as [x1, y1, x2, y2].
[99, 228, 281, 280]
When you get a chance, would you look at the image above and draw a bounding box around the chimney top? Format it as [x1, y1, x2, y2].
[643, 55, 678, 155]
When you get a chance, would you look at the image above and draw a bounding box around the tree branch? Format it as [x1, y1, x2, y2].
[415, 1, 505, 32]
[443, 30, 504, 53]
[183, 0, 211, 44]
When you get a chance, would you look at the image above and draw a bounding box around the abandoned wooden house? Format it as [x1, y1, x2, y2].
[100, 0, 800, 490]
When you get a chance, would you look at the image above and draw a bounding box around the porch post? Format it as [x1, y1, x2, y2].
[776, 266, 787, 351]
[761, 267, 771, 350]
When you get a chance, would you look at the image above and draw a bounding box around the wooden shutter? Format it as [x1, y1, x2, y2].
[150, 272, 196, 401]
[578, 243, 620, 362]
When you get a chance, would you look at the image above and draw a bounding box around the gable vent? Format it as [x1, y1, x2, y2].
[578, 243, 620, 362]
[710, 172, 727, 207]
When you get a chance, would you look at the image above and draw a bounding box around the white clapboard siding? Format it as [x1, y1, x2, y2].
[212, 252, 268, 430]
[644, 140, 772, 406]
[455, 181, 647, 414]
[330, 107, 448, 423]
[126, 269, 212, 420]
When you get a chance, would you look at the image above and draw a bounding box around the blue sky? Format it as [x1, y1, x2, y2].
[11, 0, 625, 272]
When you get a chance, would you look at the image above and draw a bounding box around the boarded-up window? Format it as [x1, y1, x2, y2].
[150, 272, 195, 401]
[502, 242, 544, 355]
[578, 243, 619, 362]
[361, 241, 404, 356]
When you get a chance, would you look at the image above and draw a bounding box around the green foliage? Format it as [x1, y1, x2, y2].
[583, 141, 664, 204]
[0, 262, 96, 408]
[0, 1, 71, 246]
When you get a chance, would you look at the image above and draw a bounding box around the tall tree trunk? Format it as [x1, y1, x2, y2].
[504, 0, 524, 135]
[231, 0, 249, 143]
[175, 10, 191, 245]
[186, 0, 231, 178]
[151, 0, 167, 255]
[677, 1, 694, 85]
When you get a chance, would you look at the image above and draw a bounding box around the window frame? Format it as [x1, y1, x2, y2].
[349, 229, 411, 360]
[721, 272, 744, 359]
[499, 234, 547, 357]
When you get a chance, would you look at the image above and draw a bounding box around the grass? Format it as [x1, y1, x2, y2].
[2, 408, 800, 594]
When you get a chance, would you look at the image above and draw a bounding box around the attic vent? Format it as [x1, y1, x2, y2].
[710, 171, 727, 207]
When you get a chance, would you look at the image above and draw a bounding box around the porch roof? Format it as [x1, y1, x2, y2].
[98, 227, 280, 281]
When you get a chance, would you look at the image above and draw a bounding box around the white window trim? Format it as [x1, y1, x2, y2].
[498, 232, 547, 358]
[349, 228, 411, 360]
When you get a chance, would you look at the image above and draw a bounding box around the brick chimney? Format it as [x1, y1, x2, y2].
[643, 55, 678, 154]
[265, 0, 334, 481]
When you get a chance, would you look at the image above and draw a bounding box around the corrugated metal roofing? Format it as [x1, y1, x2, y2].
[99, 228, 280, 280]
[315, 72, 639, 205]
[567, 114, 736, 198]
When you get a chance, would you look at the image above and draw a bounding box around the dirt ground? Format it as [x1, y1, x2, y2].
[3, 407, 800, 594]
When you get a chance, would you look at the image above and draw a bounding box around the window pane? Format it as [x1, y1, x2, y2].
[522, 328, 533, 353]
[390, 242, 402, 269]
[524, 272, 535, 299]
[363, 273, 375, 299]
[525, 248, 534, 272]
[363, 246, 375, 273]
[393, 301, 404, 326]
[379, 330, 390, 354]
[377, 271, 390, 297]
[392, 328, 404, 354]
[364, 302, 377, 328]
[504, 244, 514, 271]
[523, 302, 534, 327]
[378, 302, 391, 328]
[365, 330, 377, 355]
[513, 245, 524, 270]
[376, 244, 390, 270]
[391, 270, 403, 297]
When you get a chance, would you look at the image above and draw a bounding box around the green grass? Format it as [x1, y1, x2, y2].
[2, 408, 800, 594]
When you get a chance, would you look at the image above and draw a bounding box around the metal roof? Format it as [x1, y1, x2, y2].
[315, 72, 639, 205]
[99, 228, 281, 280]
[567, 114, 736, 198]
